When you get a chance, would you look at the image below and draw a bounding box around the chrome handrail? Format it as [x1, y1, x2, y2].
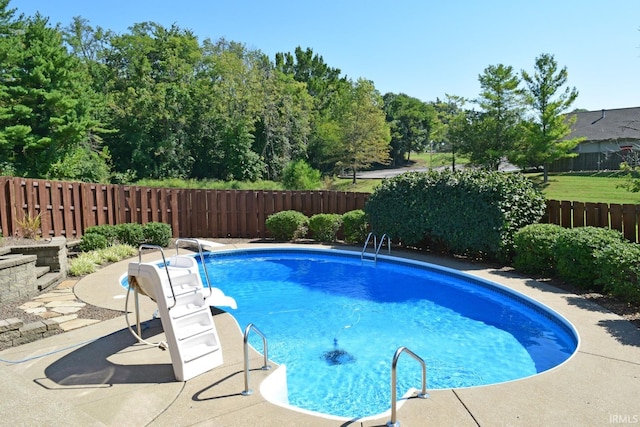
[387, 346, 429, 427]
[242, 323, 271, 396]
[376, 233, 391, 258]
[361, 232, 376, 260]
[362, 232, 391, 262]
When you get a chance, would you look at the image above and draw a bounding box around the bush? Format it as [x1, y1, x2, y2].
[84, 224, 119, 245]
[114, 223, 145, 247]
[594, 242, 640, 303]
[555, 226, 626, 290]
[513, 223, 568, 276]
[281, 160, 322, 190]
[265, 210, 309, 241]
[364, 170, 546, 260]
[143, 222, 172, 247]
[342, 210, 369, 243]
[79, 233, 109, 252]
[309, 213, 343, 242]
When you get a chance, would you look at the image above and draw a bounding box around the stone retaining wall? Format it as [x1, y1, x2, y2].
[0, 317, 61, 349]
[0, 237, 67, 303]
[9, 236, 68, 276]
[0, 254, 38, 302]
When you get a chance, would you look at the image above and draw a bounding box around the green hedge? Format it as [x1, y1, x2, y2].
[309, 213, 343, 242]
[513, 223, 568, 275]
[265, 210, 309, 241]
[79, 222, 172, 252]
[364, 169, 546, 260]
[594, 242, 640, 303]
[554, 226, 626, 290]
[342, 209, 369, 244]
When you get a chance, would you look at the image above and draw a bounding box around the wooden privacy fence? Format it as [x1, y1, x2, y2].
[543, 199, 640, 243]
[0, 177, 369, 240]
[2, 176, 640, 243]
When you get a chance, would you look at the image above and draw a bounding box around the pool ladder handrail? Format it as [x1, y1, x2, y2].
[361, 232, 391, 262]
[242, 323, 271, 396]
[387, 346, 429, 427]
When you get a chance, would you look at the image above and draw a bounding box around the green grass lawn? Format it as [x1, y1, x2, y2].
[528, 172, 640, 205]
[332, 171, 640, 205]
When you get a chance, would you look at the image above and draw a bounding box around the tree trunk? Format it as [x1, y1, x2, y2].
[543, 163, 549, 183]
[352, 168, 357, 184]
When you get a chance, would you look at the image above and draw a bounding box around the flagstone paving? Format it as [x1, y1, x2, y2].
[16, 280, 98, 332]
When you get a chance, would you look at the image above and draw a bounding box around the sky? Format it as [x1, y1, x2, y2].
[9, 0, 640, 112]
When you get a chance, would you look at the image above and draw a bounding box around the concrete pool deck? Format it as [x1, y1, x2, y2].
[1, 242, 639, 426]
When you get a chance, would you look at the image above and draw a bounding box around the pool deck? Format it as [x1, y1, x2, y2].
[1, 242, 639, 426]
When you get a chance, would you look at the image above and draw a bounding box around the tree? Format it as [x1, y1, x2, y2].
[253, 70, 313, 181]
[334, 79, 390, 183]
[383, 93, 436, 166]
[515, 53, 582, 182]
[0, 11, 102, 177]
[433, 94, 467, 171]
[102, 23, 202, 180]
[275, 46, 350, 173]
[458, 64, 525, 170]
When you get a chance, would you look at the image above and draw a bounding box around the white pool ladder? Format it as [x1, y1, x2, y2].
[127, 241, 226, 381]
[361, 232, 391, 262]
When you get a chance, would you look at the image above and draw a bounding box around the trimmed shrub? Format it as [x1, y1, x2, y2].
[143, 222, 172, 247]
[309, 213, 343, 242]
[266, 210, 309, 241]
[364, 169, 546, 260]
[555, 226, 625, 290]
[114, 223, 145, 247]
[84, 224, 118, 245]
[513, 223, 568, 276]
[594, 242, 640, 303]
[79, 233, 109, 252]
[342, 209, 369, 244]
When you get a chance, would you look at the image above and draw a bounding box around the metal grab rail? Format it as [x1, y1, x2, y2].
[387, 346, 429, 427]
[242, 323, 271, 396]
[137, 244, 178, 310]
[174, 238, 214, 299]
[361, 232, 391, 261]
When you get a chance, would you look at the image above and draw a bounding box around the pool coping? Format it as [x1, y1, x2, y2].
[1, 242, 639, 426]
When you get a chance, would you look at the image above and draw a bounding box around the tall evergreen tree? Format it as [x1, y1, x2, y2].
[459, 64, 524, 170]
[0, 10, 100, 177]
[515, 53, 582, 182]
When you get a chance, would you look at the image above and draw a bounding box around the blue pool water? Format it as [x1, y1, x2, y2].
[121, 248, 578, 417]
[193, 248, 578, 419]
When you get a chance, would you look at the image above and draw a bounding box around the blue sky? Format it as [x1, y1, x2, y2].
[10, 0, 640, 111]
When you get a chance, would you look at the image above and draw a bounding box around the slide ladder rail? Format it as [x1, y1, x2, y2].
[175, 238, 213, 299]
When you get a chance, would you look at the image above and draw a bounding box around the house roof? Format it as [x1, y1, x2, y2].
[567, 107, 640, 142]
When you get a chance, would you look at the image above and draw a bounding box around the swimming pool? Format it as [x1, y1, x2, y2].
[196, 247, 579, 419]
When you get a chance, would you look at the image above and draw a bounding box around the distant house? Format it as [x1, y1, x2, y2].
[549, 107, 640, 172]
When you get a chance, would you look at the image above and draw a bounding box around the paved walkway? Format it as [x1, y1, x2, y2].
[1, 243, 639, 426]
